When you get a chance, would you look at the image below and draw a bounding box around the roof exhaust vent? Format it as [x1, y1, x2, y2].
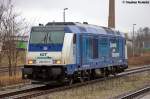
[83, 22, 88, 24]
[39, 24, 44, 26]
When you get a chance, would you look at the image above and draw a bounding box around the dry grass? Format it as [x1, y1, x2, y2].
[0, 51, 26, 87]
[128, 51, 150, 67]
[0, 72, 27, 87]
[33, 71, 150, 99]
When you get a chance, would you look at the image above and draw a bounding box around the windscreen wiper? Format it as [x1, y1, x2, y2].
[43, 33, 48, 44]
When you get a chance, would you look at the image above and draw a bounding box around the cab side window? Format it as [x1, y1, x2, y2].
[73, 34, 76, 44]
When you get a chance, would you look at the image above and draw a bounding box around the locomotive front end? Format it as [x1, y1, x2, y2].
[22, 26, 75, 83]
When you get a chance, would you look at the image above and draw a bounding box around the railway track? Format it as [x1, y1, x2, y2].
[0, 66, 23, 73]
[115, 85, 150, 99]
[126, 65, 150, 72]
[0, 65, 150, 99]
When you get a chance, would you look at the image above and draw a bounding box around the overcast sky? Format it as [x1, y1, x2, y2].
[12, 0, 150, 33]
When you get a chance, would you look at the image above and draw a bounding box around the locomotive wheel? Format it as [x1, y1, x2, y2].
[104, 68, 110, 77]
[67, 75, 74, 86]
[79, 77, 84, 83]
[68, 78, 73, 86]
[112, 67, 117, 76]
[90, 69, 96, 80]
[86, 76, 90, 81]
[79, 71, 88, 83]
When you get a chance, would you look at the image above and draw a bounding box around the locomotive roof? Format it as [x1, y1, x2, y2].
[32, 22, 125, 37]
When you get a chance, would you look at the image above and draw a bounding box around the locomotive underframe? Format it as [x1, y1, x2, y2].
[22, 64, 128, 84]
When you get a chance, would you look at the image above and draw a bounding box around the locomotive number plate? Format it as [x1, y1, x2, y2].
[37, 59, 53, 64]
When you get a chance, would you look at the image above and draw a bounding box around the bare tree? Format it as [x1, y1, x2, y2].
[0, 0, 27, 76]
[134, 27, 150, 56]
[0, 0, 8, 66]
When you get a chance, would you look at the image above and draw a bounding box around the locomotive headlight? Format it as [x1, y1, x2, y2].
[24, 74, 27, 78]
[28, 60, 33, 64]
[53, 60, 61, 64]
[28, 60, 36, 64]
[56, 60, 61, 64]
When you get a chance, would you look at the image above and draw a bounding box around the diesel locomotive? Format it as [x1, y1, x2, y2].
[22, 22, 128, 84]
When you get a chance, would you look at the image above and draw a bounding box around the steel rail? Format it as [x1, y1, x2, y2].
[1, 65, 150, 99]
[0, 66, 23, 69]
[126, 65, 150, 72]
[0, 66, 23, 73]
[115, 85, 150, 99]
[0, 84, 45, 98]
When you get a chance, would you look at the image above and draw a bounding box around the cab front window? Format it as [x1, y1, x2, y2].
[30, 27, 65, 44]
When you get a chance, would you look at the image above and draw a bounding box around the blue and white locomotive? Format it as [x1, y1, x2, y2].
[22, 22, 128, 84]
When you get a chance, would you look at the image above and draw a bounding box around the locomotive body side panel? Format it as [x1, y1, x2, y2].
[76, 34, 127, 71]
